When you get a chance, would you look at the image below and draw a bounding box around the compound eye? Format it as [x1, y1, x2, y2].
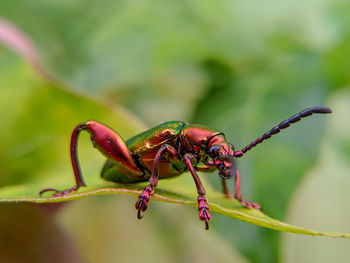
[209, 145, 221, 157]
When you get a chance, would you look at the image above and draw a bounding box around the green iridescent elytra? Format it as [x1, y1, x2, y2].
[102, 121, 221, 183]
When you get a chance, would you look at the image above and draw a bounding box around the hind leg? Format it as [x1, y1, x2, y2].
[40, 121, 143, 197]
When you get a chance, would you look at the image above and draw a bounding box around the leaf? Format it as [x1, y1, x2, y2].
[1, 175, 349, 238]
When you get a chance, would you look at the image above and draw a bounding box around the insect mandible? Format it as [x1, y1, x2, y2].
[40, 106, 332, 229]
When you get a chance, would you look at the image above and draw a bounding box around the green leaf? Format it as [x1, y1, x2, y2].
[1, 175, 350, 238]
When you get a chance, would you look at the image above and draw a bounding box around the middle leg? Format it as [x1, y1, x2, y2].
[135, 144, 178, 219]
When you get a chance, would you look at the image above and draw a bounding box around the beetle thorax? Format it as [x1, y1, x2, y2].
[179, 125, 219, 155]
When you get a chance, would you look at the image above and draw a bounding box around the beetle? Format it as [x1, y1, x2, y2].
[40, 106, 331, 230]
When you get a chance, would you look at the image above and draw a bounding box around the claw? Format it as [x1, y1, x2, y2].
[135, 186, 153, 219]
[199, 208, 211, 230]
[205, 218, 209, 230]
[240, 199, 262, 210]
[137, 209, 144, 219]
[39, 188, 60, 197]
[197, 196, 212, 230]
[39, 185, 80, 197]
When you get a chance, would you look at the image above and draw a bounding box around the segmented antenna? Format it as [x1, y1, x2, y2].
[234, 106, 332, 157]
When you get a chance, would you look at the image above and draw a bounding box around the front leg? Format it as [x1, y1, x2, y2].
[234, 169, 261, 209]
[184, 154, 212, 230]
[40, 121, 143, 197]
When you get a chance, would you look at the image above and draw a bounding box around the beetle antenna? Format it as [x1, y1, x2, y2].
[234, 106, 332, 157]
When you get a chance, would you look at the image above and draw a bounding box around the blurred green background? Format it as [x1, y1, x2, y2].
[0, 0, 350, 262]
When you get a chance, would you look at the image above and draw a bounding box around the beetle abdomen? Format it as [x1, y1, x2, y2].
[101, 159, 147, 183]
